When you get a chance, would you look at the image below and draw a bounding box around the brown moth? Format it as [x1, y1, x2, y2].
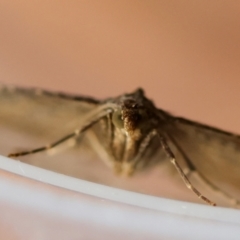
[0, 85, 240, 207]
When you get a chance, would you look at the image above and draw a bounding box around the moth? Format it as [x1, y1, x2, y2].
[0, 85, 240, 207]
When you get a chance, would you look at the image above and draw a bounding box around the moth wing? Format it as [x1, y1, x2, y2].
[0, 86, 98, 155]
[165, 117, 240, 200]
[0, 87, 186, 201]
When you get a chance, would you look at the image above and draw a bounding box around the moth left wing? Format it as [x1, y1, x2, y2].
[0, 86, 99, 155]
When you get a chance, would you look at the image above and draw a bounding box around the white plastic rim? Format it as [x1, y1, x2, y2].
[0, 154, 240, 240]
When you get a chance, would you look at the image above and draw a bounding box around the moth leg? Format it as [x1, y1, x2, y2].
[8, 132, 76, 157]
[121, 129, 158, 176]
[94, 112, 128, 175]
[8, 104, 116, 158]
[86, 130, 129, 176]
[85, 130, 121, 172]
[166, 134, 240, 207]
[157, 133, 216, 206]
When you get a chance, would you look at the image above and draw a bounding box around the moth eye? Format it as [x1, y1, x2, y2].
[112, 110, 124, 129]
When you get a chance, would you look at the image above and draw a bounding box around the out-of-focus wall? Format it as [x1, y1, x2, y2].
[0, 1, 240, 130]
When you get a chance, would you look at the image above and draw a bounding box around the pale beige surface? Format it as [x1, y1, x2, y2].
[1, 164, 239, 240]
[0, 1, 240, 239]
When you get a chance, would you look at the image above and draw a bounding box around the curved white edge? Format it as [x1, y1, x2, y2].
[0, 154, 239, 225]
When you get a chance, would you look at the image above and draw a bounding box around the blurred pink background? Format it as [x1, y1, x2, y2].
[0, 1, 240, 132]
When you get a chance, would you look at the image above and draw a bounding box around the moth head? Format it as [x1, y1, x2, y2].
[112, 98, 148, 139]
[111, 88, 160, 140]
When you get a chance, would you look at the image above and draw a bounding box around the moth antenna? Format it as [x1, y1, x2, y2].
[157, 132, 216, 206]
